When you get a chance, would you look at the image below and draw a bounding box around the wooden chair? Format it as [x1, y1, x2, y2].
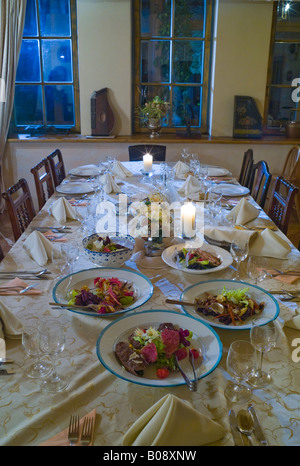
[0, 244, 4, 262]
[281, 146, 300, 221]
[31, 158, 55, 210]
[2, 178, 36, 241]
[47, 149, 66, 187]
[248, 160, 272, 209]
[128, 145, 166, 162]
[238, 149, 253, 187]
[267, 176, 299, 235]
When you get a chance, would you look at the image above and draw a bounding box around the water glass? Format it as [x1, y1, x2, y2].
[247, 256, 267, 285]
[230, 240, 249, 280]
[248, 322, 278, 388]
[225, 340, 256, 403]
[181, 148, 190, 164]
[22, 325, 51, 379]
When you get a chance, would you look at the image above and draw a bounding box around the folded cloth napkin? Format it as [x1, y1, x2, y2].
[174, 161, 189, 177]
[226, 197, 260, 225]
[205, 226, 255, 246]
[178, 175, 201, 197]
[51, 197, 77, 223]
[249, 229, 291, 259]
[112, 160, 133, 178]
[0, 299, 23, 339]
[43, 231, 68, 243]
[123, 394, 225, 446]
[100, 173, 122, 194]
[0, 277, 41, 296]
[40, 409, 97, 446]
[23, 231, 61, 266]
[285, 313, 300, 330]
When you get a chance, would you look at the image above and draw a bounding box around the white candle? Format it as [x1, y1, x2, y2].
[181, 203, 196, 238]
[143, 153, 153, 173]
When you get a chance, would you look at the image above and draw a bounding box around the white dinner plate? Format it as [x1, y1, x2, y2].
[207, 167, 231, 177]
[161, 242, 233, 275]
[181, 279, 280, 330]
[56, 182, 94, 195]
[96, 310, 222, 387]
[214, 184, 249, 197]
[69, 164, 99, 177]
[52, 267, 154, 317]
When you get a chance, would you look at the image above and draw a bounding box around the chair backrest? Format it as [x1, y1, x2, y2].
[2, 178, 36, 241]
[128, 145, 166, 162]
[282, 146, 300, 181]
[248, 160, 272, 208]
[31, 158, 55, 210]
[47, 149, 66, 187]
[0, 244, 4, 262]
[267, 176, 299, 235]
[239, 149, 253, 187]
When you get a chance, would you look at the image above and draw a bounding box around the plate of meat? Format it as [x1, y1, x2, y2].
[96, 310, 222, 387]
[161, 242, 233, 274]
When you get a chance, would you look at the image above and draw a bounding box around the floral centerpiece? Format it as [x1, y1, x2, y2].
[137, 96, 169, 137]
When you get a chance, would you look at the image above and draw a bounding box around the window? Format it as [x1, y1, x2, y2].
[264, 1, 300, 133]
[10, 0, 80, 136]
[133, 0, 213, 134]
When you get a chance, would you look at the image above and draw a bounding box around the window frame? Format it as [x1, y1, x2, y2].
[263, 1, 300, 135]
[132, 0, 213, 135]
[10, 0, 80, 135]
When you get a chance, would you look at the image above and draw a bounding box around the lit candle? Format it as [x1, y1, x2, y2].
[143, 153, 153, 173]
[181, 203, 196, 238]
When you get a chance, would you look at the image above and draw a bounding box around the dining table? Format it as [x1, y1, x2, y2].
[0, 159, 299, 448]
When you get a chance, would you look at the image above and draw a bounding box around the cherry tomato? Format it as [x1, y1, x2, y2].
[156, 368, 169, 379]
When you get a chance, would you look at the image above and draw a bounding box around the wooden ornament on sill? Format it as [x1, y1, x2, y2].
[91, 88, 115, 136]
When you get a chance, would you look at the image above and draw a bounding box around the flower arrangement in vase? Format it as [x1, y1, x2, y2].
[137, 96, 169, 138]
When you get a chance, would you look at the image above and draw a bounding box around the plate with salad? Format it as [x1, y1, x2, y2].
[96, 310, 222, 387]
[161, 242, 233, 275]
[52, 267, 153, 317]
[180, 279, 280, 330]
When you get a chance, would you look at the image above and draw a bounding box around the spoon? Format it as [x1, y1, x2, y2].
[237, 409, 254, 446]
[165, 298, 224, 314]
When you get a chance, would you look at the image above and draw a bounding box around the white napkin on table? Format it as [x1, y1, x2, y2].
[226, 197, 260, 225]
[51, 197, 77, 224]
[0, 300, 23, 340]
[23, 231, 61, 266]
[178, 175, 201, 197]
[123, 394, 225, 446]
[174, 161, 189, 177]
[112, 160, 133, 178]
[249, 228, 291, 258]
[285, 314, 300, 330]
[101, 173, 122, 194]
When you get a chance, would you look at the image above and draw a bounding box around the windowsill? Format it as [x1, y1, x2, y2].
[7, 133, 300, 145]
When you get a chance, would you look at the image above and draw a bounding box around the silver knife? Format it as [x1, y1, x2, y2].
[248, 404, 269, 446]
[229, 409, 244, 446]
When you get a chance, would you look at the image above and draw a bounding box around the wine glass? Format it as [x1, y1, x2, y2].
[248, 322, 278, 388]
[181, 148, 190, 164]
[247, 256, 267, 285]
[208, 187, 222, 222]
[22, 325, 51, 379]
[225, 340, 256, 403]
[230, 240, 249, 281]
[38, 321, 68, 392]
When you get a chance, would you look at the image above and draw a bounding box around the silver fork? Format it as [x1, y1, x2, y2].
[68, 415, 79, 446]
[81, 417, 94, 446]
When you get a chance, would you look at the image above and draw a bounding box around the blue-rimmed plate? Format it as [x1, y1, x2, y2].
[96, 310, 222, 387]
[52, 267, 153, 317]
[181, 279, 280, 330]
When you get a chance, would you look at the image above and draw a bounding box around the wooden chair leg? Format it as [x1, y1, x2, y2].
[294, 194, 300, 222]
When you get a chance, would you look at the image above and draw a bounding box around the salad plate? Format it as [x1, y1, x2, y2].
[161, 242, 233, 275]
[181, 279, 280, 330]
[96, 310, 222, 387]
[69, 164, 100, 177]
[52, 267, 153, 317]
[56, 182, 94, 195]
[214, 184, 249, 197]
[207, 167, 231, 177]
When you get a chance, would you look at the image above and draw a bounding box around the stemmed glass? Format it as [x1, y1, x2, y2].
[230, 240, 249, 281]
[38, 321, 68, 392]
[208, 187, 222, 222]
[181, 148, 190, 164]
[225, 340, 256, 403]
[247, 256, 267, 285]
[248, 322, 278, 388]
[22, 325, 51, 379]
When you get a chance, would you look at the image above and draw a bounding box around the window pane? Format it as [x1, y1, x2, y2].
[23, 0, 38, 36]
[271, 43, 300, 85]
[275, 2, 300, 40]
[141, 40, 170, 82]
[174, 0, 205, 38]
[16, 40, 41, 82]
[42, 39, 73, 83]
[141, 0, 171, 37]
[140, 85, 170, 126]
[38, 0, 71, 37]
[45, 85, 74, 125]
[172, 86, 201, 126]
[173, 40, 203, 83]
[14, 85, 43, 125]
[267, 86, 296, 127]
